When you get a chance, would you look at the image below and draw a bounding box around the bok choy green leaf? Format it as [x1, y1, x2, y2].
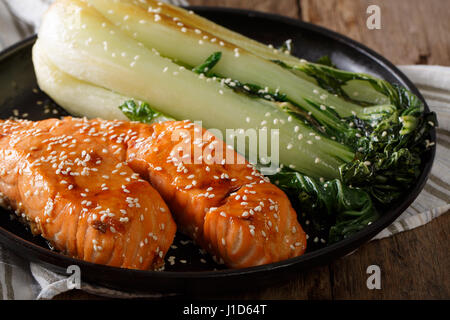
[270, 168, 379, 244]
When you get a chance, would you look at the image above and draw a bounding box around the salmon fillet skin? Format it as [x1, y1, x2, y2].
[0, 117, 306, 269]
[0, 118, 176, 270]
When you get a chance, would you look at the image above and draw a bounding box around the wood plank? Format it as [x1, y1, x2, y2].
[215, 265, 332, 300]
[329, 212, 450, 299]
[301, 0, 450, 65]
[188, 0, 300, 18]
[242, 266, 333, 300]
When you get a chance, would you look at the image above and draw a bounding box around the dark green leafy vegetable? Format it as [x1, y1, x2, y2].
[225, 80, 288, 102]
[192, 51, 222, 75]
[280, 58, 437, 205]
[294, 60, 399, 104]
[119, 100, 173, 123]
[270, 169, 379, 244]
[339, 110, 437, 204]
[195, 53, 289, 102]
[315, 55, 337, 68]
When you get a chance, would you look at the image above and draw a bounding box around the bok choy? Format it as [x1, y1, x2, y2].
[33, 0, 436, 245]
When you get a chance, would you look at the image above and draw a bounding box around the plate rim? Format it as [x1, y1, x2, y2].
[0, 7, 436, 287]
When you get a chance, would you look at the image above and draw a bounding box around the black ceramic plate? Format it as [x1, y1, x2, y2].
[0, 7, 435, 295]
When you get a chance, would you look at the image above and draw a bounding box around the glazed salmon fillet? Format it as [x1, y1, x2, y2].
[125, 120, 307, 268]
[70, 117, 307, 268]
[0, 117, 306, 269]
[0, 118, 176, 270]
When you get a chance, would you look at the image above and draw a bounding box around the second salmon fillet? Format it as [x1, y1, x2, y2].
[75, 118, 307, 268]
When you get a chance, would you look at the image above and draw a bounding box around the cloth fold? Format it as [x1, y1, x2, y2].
[0, 0, 448, 300]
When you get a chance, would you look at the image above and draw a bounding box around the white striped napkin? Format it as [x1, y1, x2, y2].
[0, 0, 448, 300]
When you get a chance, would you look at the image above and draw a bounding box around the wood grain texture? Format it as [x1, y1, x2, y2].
[189, 0, 301, 18]
[330, 213, 450, 299]
[53, 0, 449, 300]
[301, 0, 450, 65]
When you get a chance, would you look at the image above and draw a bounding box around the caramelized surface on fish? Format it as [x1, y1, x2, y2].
[124, 120, 307, 268]
[0, 117, 306, 269]
[0, 118, 176, 270]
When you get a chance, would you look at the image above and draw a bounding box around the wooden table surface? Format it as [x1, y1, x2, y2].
[55, 0, 450, 300]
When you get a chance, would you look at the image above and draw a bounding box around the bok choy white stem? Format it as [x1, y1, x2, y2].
[34, 0, 355, 179]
